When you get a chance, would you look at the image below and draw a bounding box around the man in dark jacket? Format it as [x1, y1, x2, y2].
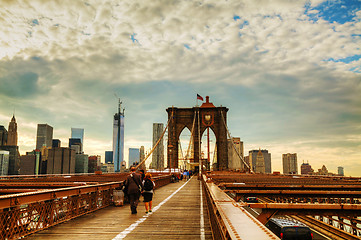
[124, 167, 143, 214]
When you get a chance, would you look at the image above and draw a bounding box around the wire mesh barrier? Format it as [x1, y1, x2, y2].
[0, 175, 172, 240]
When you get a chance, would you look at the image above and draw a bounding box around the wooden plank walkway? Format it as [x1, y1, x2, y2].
[25, 177, 213, 240]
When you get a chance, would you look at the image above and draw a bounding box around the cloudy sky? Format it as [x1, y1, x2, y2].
[0, 0, 360, 175]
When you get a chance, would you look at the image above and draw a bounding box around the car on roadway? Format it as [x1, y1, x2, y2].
[265, 217, 313, 240]
[245, 197, 259, 203]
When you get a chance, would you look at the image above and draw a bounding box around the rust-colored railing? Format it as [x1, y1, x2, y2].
[0, 175, 172, 240]
[202, 175, 278, 240]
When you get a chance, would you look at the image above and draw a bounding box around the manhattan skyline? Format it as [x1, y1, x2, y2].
[0, 0, 360, 175]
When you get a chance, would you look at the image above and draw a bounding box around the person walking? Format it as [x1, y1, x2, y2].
[142, 172, 155, 213]
[140, 169, 145, 182]
[124, 167, 143, 214]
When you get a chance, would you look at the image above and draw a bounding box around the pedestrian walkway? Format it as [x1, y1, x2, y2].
[25, 177, 213, 240]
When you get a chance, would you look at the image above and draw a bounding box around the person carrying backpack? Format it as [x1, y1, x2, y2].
[142, 172, 155, 213]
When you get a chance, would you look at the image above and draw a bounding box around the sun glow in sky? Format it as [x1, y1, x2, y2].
[0, 0, 360, 175]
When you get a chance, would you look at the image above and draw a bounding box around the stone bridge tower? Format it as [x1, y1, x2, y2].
[166, 96, 229, 170]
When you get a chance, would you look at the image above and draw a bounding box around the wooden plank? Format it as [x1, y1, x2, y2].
[25, 177, 213, 240]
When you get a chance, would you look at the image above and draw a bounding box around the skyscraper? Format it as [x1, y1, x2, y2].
[227, 137, 244, 170]
[255, 150, 265, 173]
[282, 153, 298, 174]
[113, 100, 124, 172]
[249, 149, 272, 173]
[71, 128, 84, 151]
[7, 115, 17, 146]
[36, 124, 53, 150]
[129, 148, 140, 167]
[151, 123, 164, 170]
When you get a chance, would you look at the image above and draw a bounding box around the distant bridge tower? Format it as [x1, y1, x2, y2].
[167, 96, 229, 170]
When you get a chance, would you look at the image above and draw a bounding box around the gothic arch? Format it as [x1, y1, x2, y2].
[167, 96, 229, 170]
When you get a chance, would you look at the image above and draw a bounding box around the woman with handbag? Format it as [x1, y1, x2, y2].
[142, 173, 155, 213]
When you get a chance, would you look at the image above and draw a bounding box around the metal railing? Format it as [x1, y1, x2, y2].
[0, 175, 172, 240]
[202, 175, 279, 240]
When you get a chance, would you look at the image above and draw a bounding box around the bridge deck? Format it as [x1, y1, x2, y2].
[25, 177, 213, 240]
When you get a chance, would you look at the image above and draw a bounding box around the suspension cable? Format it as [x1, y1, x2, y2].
[220, 110, 252, 172]
[135, 110, 173, 170]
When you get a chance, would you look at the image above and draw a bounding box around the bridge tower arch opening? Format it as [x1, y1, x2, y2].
[167, 96, 229, 170]
[200, 126, 217, 171]
[178, 126, 193, 169]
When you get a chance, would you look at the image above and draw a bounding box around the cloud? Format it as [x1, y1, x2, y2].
[0, 0, 360, 175]
[0, 71, 40, 97]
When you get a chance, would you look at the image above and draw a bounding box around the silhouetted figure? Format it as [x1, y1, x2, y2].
[124, 167, 143, 214]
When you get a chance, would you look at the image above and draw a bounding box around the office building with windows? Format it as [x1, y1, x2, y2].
[36, 124, 53, 150]
[282, 153, 298, 174]
[249, 149, 271, 173]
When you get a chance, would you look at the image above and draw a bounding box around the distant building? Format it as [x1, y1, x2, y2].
[255, 150, 266, 173]
[101, 163, 114, 173]
[26, 150, 42, 175]
[88, 156, 99, 173]
[95, 155, 101, 166]
[38, 148, 49, 174]
[139, 146, 145, 169]
[52, 139, 61, 148]
[36, 124, 53, 150]
[151, 123, 164, 170]
[338, 166, 344, 176]
[244, 156, 250, 167]
[7, 115, 17, 146]
[69, 138, 82, 154]
[0, 126, 8, 146]
[317, 165, 328, 175]
[0, 145, 20, 175]
[105, 151, 113, 164]
[75, 154, 88, 173]
[282, 153, 298, 174]
[113, 102, 125, 172]
[20, 155, 37, 175]
[249, 150, 271, 173]
[0, 150, 9, 175]
[129, 148, 140, 167]
[227, 137, 244, 170]
[71, 128, 84, 150]
[300, 162, 314, 175]
[47, 147, 75, 174]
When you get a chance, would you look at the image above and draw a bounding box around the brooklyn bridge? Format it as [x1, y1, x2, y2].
[0, 99, 360, 240]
